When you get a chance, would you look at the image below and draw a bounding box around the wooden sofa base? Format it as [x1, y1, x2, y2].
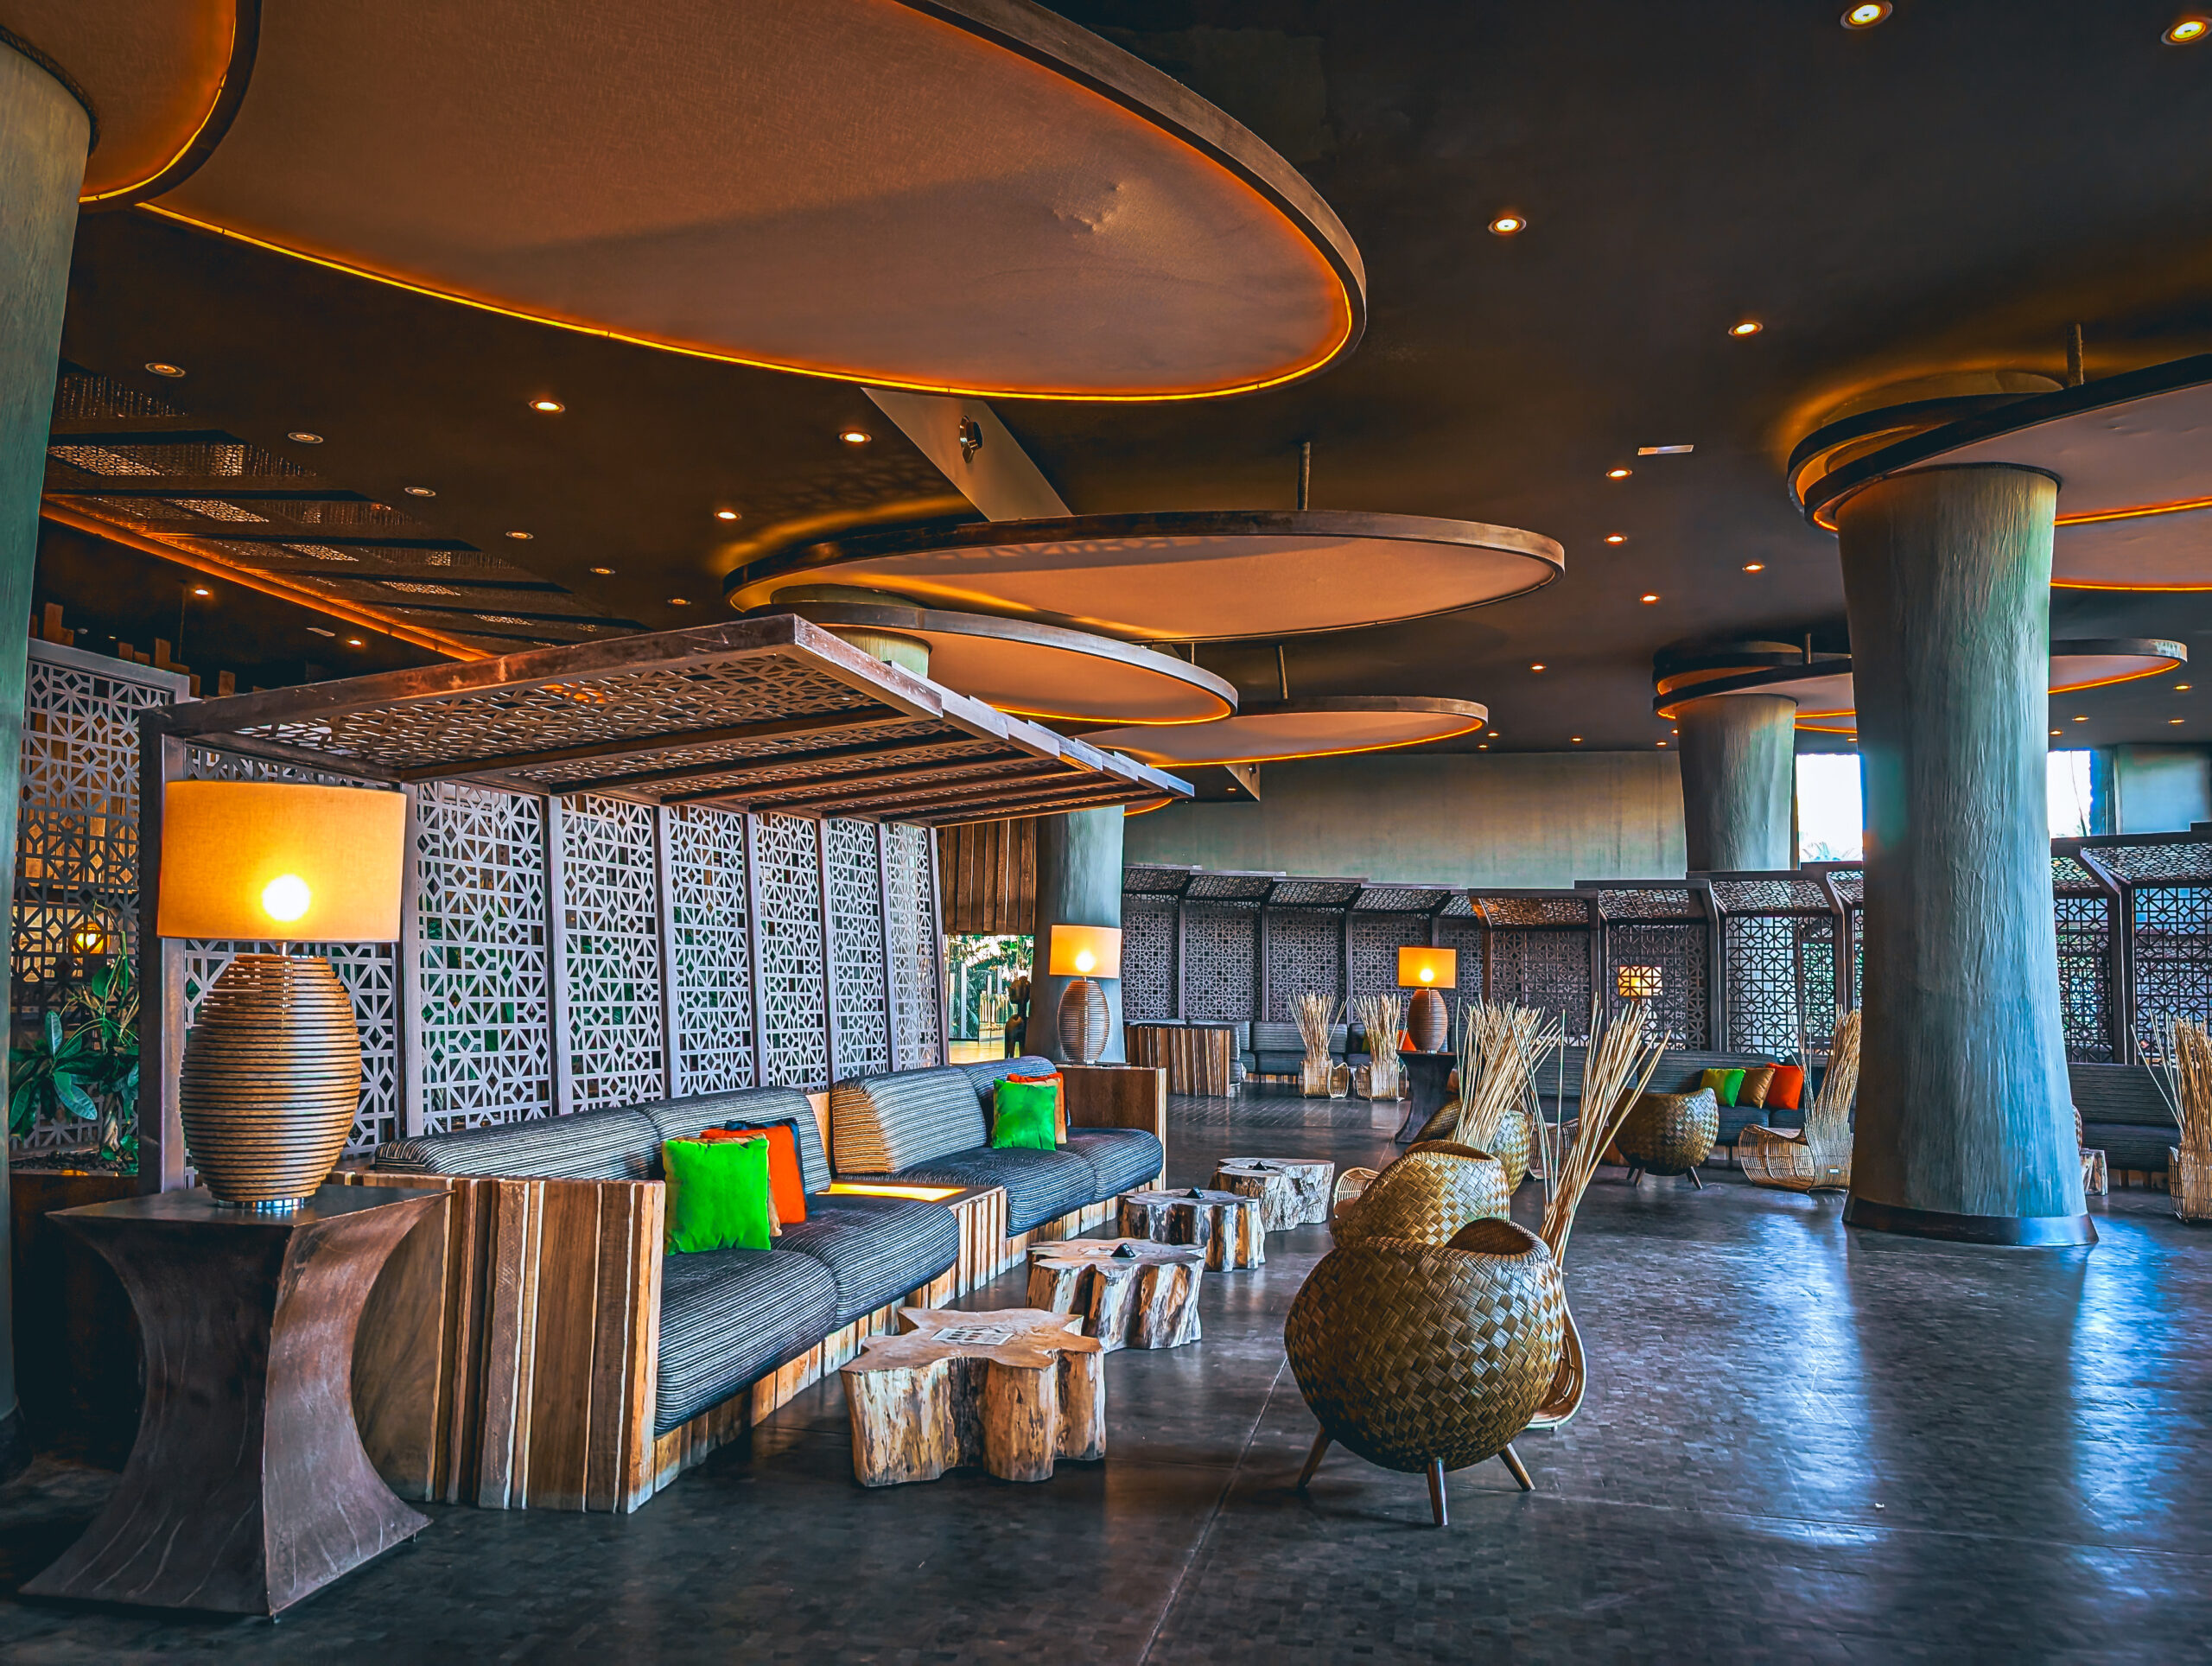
[343, 1168, 1157, 1513]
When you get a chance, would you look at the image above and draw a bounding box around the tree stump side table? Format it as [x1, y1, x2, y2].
[1026, 1239, 1205, 1350]
[841, 1307, 1105, 1486]
[1211, 1158, 1336, 1230]
[1117, 1188, 1266, 1269]
[22, 1183, 443, 1615]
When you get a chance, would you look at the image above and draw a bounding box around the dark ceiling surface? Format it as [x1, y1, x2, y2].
[41, 0, 2212, 756]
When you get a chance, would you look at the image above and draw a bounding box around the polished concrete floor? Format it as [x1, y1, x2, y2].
[3, 1093, 2209, 1662]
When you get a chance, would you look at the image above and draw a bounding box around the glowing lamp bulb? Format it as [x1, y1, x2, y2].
[1419, 966, 1435, 983]
[260, 874, 312, 923]
[1073, 948, 1096, 974]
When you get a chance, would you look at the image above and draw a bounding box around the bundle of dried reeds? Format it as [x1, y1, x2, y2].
[1539, 1001, 1671, 1263]
[1353, 992, 1406, 1098]
[1740, 1008, 1862, 1191]
[2145, 1014, 2212, 1160]
[1452, 1002, 1565, 1154]
[1293, 991, 1341, 1097]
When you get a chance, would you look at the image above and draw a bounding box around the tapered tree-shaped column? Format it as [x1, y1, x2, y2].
[1836, 465, 2090, 1244]
[1676, 692, 1797, 873]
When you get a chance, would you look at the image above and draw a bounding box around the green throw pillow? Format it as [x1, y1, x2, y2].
[664, 1135, 774, 1254]
[990, 1078, 1059, 1151]
[1700, 1067, 1747, 1107]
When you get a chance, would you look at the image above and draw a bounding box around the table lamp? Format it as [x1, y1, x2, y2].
[1047, 924, 1122, 1065]
[1398, 946, 1458, 1052]
[1617, 964, 1663, 1000]
[158, 782, 407, 1208]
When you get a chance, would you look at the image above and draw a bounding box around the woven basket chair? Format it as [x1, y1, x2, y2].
[1738, 1121, 1852, 1192]
[1616, 1087, 1718, 1186]
[1331, 1141, 1510, 1247]
[1411, 1101, 1533, 1191]
[1286, 1218, 1565, 1525]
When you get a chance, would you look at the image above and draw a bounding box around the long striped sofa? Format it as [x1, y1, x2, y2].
[343, 1058, 1166, 1514]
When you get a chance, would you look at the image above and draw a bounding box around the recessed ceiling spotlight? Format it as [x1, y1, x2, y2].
[404, 486, 435, 497]
[529, 397, 565, 414]
[2177, 683, 2194, 690]
[2164, 16, 2208, 43]
[1488, 213, 1527, 236]
[144, 362, 186, 378]
[715, 509, 741, 521]
[839, 429, 871, 446]
[1571, 736, 1583, 744]
[1743, 562, 1765, 573]
[1640, 593, 1660, 603]
[590, 565, 615, 575]
[1841, 2, 1891, 27]
[1605, 467, 1632, 480]
[2052, 728, 2063, 736]
[1729, 320, 1764, 337]
[189, 585, 212, 597]
[1530, 662, 1547, 672]
[2172, 716, 2188, 724]
[1477, 743, 1490, 751]
[1605, 533, 1627, 544]
[287, 431, 323, 444]
[668, 596, 692, 606]
[1656, 740, 1668, 747]
[2073, 714, 2088, 722]
[1637, 444, 1694, 455]
[505, 531, 533, 541]
[346, 637, 365, 647]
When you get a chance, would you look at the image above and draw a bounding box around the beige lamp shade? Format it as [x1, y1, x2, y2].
[157, 782, 407, 943]
[1046, 925, 1123, 979]
[1398, 947, 1459, 990]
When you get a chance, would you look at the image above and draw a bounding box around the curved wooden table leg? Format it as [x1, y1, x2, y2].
[1295, 1429, 1331, 1491]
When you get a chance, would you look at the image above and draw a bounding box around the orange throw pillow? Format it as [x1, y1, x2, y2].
[1005, 1071, 1066, 1142]
[699, 1123, 808, 1224]
[1766, 1065, 1805, 1113]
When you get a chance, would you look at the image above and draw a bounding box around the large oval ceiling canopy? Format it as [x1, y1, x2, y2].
[1793, 355, 2212, 589]
[751, 598, 1237, 726]
[1655, 639, 2188, 731]
[725, 512, 1565, 641]
[1083, 696, 1491, 767]
[63, 0, 1363, 400]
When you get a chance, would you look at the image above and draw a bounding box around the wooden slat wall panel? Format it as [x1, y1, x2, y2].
[524, 1181, 604, 1510]
[938, 817, 1036, 935]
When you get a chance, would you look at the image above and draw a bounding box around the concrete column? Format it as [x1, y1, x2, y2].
[1028, 807, 1126, 1065]
[1836, 465, 2089, 1245]
[0, 39, 93, 1478]
[1676, 693, 1797, 872]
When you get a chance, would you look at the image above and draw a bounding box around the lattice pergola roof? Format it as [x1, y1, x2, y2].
[156, 614, 1189, 826]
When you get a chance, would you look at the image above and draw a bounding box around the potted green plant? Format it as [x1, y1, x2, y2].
[10, 957, 140, 1171]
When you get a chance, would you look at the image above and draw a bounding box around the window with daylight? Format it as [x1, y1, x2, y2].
[1796, 749, 2104, 863]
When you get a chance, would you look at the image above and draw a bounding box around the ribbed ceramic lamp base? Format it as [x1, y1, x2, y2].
[180, 953, 362, 1205]
[1058, 977, 1110, 1065]
[1406, 988, 1448, 1052]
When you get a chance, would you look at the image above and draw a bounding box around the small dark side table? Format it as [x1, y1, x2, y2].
[1397, 1050, 1457, 1143]
[22, 1182, 444, 1615]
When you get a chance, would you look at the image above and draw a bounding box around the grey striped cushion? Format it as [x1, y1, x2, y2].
[832, 1068, 988, 1173]
[654, 1249, 836, 1434]
[961, 1056, 1059, 1126]
[1064, 1129, 1165, 1196]
[772, 1194, 959, 1326]
[879, 1147, 1097, 1234]
[372, 1107, 662, 1181]
[639, 1087, 830, 1194]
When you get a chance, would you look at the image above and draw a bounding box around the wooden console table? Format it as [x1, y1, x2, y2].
[1127, 1023, 1236, 1097]
[24, 1183, 443, 1615]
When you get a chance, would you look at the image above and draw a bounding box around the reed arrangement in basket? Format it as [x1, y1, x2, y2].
[1451, 1002, 1565, 1156]
[1738, 1009, 1862, 1192]
[1293, 991, 1342, 1097]
[2143, 1014, 2212, 1221]
[1353, 992, 1406, 1098]
[1538, 1000, 1671, 1264]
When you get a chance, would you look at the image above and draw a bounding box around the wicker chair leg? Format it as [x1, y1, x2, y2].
[1295, 1429, 1332, 1491]
[1427, 1458, 1448, 1527]
[1497, 1443, 1533, 1491]
[1687, 1167, 1705, 1190]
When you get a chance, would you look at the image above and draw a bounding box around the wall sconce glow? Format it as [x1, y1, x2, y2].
[261, 874, 312, 923]
[1729, 320, 1763, 336]
[530, 398, 565, 413]
[144, 362, 185, 378]
[1842, 2, 1891, 26]
[1488, 214, 1527, 236]
[2164, 16, 2208, 43]
[1618, 965, 1664, 999]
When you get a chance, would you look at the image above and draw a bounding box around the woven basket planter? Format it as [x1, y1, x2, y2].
[1332, 1141, 1509, 1247]
[1618, 1087, 1718, 1180]
[2172, 1148, 2212, 1224]
[1408, 1103, 1531, 1190]
[1286, 1219, 1564, 1477]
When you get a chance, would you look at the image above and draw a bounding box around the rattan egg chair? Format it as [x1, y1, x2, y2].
[1410, 1102, 1533, 1189]
[1331, 1141, 1510, 1247]
[1616, 1087, 1718, 1186]
[1286, 1218, 1565, 1525]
